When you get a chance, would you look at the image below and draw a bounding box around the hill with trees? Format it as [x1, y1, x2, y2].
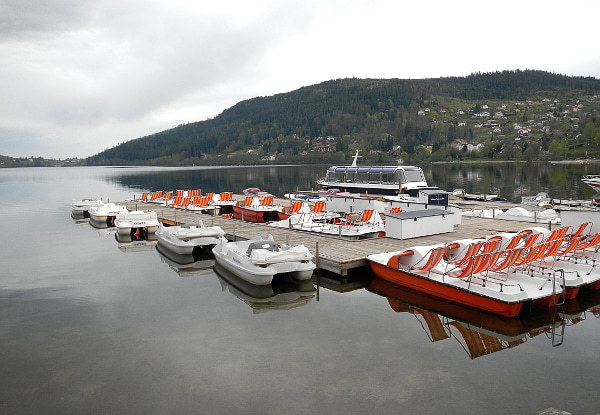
[86, 70, 600, 166]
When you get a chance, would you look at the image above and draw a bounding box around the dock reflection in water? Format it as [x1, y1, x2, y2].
[368, 277, 600, 360]
[214, 263, 316, 314]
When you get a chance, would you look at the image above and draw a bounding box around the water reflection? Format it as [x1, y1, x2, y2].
[214, 263, 316, 313]
[367, 277, 600, 360]
[102, 162, 600, 203]
[111, 165, 327, 198]
[156, 245, 215, 277]
[114, 233, 158, 253]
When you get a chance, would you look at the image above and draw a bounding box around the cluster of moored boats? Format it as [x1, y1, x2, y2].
[72, 196, 317, 287]
[71, 153, 600, 319]
[134, 188, 391, 239]
[73, 199, 160, 237]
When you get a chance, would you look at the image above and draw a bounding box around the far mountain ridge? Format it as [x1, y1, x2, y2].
[86, 70, 600, 166]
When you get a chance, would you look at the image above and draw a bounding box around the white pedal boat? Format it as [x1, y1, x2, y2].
[71, 198, 103, 218]
[89, 203, 128, 224]
[114, 210, 160, 236]
[156, 221, 225, 255]
[212, 234, 316, 285]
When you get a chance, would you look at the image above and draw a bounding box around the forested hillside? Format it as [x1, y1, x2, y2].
[86, 70, 600, 166]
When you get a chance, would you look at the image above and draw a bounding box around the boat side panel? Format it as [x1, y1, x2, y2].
[368, 262, 523, 317]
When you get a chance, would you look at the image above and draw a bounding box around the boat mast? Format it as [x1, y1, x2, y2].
[350, 150, 362, 167]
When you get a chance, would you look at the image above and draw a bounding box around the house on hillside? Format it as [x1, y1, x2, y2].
[314, 142, 335, 152]
[453, 139, 484, 152]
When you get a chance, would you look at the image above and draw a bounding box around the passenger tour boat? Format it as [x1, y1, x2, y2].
[317, 150, 437, 196]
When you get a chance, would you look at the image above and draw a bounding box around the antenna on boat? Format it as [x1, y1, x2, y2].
[350, 150, 362, 167]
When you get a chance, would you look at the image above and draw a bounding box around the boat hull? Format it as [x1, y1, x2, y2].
[368, 262, 524, 317]
[232, 206, 280, 223]
[213, 250, 275, 285]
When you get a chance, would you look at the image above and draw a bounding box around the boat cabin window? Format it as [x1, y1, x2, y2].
[325, 166, 424, 185]
[381, 168, 396, 184]
[403, 169, 425, 183]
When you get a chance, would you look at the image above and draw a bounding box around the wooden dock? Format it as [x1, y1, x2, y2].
[124, 199, 550, 276]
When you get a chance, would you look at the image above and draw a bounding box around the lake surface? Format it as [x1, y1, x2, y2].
[1, 164, 599, 414]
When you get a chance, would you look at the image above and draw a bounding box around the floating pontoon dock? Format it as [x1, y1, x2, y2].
[124, 199, 550, 276]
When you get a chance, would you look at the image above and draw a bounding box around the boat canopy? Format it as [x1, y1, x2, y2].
[325, 165, 425, 185]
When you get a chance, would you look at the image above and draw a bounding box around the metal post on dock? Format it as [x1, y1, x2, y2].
[315, 241, 320, 271]
[233, 224, 236, 241]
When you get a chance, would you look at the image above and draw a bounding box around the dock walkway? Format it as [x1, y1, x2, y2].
[125, 200, 547, 276]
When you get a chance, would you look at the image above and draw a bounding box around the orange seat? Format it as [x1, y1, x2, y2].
[570, 222, 592, 238]
[260, 196, 273, 206]
[239, 196, 253, 207]
[311, 200, 325, 213]
[149, 191, 163, 201]
[358, 209, 374, 223]
[284, 201, 303, 214]
[171, 196, 183, 206]
[411, 247, 448, 272]
[219, 192, 233, 202]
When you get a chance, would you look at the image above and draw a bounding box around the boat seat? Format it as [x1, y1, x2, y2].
[246, 240, 280, 255]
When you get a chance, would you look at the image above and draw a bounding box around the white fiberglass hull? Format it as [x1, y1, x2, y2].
[89, 203, 128, 223]
[212, 236, 315, 285]
[156, 223, 224, 255]
[114, 211, 159, 235]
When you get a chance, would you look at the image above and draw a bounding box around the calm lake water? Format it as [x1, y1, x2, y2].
[1, 164, 599, 414]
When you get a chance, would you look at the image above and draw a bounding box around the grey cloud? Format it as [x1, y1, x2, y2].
[0, 0, 92, 38]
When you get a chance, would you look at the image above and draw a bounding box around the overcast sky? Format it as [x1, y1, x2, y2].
[1, 0, 599, 159]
